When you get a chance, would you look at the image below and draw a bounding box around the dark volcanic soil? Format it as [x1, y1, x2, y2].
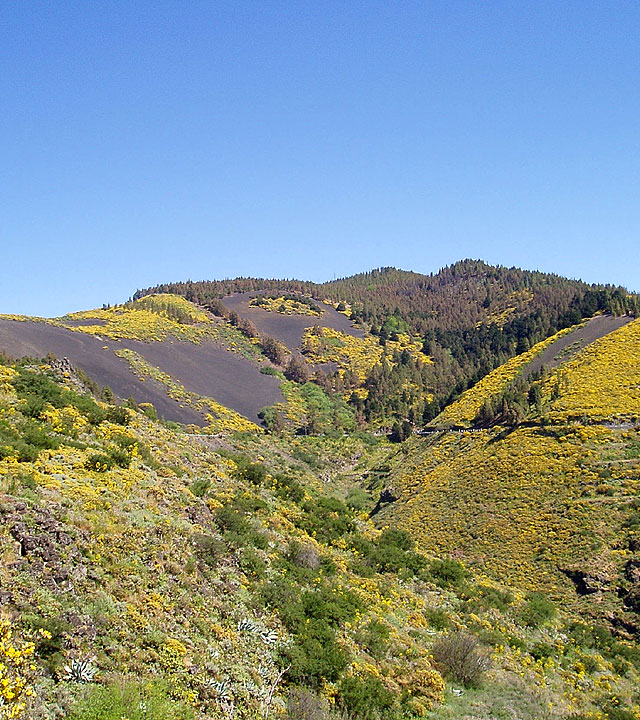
[0, 319, 282, 425]
[222, 292, 363, 350]
[525, 314, 634, 378]
[119, 338, 282, 421]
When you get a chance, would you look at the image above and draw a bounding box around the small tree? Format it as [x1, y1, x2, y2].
[286, 355, 311, 383]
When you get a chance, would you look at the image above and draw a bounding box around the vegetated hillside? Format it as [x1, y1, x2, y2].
[3, 352, 640, 720]
[375, 319, 640, 684]
[134, 260, 639, 424]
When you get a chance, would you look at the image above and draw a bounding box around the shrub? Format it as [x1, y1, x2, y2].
[373, 529, 427, 575]
[286, 687, 344, 720]
[298, 496, 355, 543]
[285, 623, 350, 686]
[239, 547, 267, 578]
[338, 673, 397, 720]
[520, 592, 556, 627]
[85, 453, 114, 472]
[190, 476, 211, 497]
[66, 678, 194, 720]
[430, 558, 467, 587]
[345, 487, 371, 511]
[139, 402, 157, 421]
[358, 619, 390, 660]
[431, 632, 490, 687]
[235, 461, 267, 486]
[274, 473, 305, 503]
[475, 584, 514, 612]
[105, 405, 130, 425]
[260, 366, 281, 376]
[289, 541, 322, 571]
[193, 533, 227, 567]
[423, 608, 452, 631]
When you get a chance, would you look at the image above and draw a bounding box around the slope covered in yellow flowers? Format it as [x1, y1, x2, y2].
[3, 354, 640, 719]
[381, 317, 640, 629]
[543, 317, 640, 423]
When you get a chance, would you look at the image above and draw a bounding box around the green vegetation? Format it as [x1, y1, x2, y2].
[2, 265, 640, 719]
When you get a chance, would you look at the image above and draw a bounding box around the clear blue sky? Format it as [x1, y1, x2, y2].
[3, 1, 639, 316]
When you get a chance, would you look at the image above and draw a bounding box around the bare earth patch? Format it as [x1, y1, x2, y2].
[0, 319, 282, 425]
[222, 291, 363, 351]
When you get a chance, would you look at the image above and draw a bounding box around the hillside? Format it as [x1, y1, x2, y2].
[2, 345, 640, 719]
[376, 318, 640, 656]
[1, 265, 640, 719]
[135, 260, 639, 420]
[0, 293, 365, 434]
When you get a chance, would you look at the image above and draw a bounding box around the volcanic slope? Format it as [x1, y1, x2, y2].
[0, 293, 363, 428]
[376, 316, 640, 632]
[221, 291, 363, 351]
[136, 260, 640, 416]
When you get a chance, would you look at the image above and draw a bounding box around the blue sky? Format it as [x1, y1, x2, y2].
[2, 1, 639, 316]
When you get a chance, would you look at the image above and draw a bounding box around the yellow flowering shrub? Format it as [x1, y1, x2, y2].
[249, 295, 322, 316]
[0, 620, 35, 719]
[0, 367, 18, 395]
[40, 404, 89, 437]
[302, 327, 429, 383]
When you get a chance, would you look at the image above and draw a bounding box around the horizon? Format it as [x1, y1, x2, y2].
[4, 257, 638, 319]
[4, 2, 640, 315]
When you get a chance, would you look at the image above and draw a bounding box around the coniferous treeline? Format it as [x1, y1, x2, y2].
[134, 260, 638, 427]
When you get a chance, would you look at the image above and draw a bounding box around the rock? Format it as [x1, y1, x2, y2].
[624, 558, 640, 584]
[561, 566, 611, 595]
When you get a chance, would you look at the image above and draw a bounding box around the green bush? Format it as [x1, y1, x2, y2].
[214, 502, 268, 549]
[274, 473, 306, 503]
[423, 607, 452, 631]
[239, 547, 267, 578]
[190, 476, 211, 497]
[193, 533, 227, 568]
[430, 558, 467, 587]
[236, 461, 267, 486]
[373, 528, 427, 575]
[358, 619, 390, 660]
[338, 673, 396, 720]
[298, 496, 355, 543]
[475, 584, 514, 612]
[85, 452, 115, 472]
[285, 622, 350, 687]
[66, 678, 194, 720]
[520, 592, 556, 627]
[345, 487, 371, 511]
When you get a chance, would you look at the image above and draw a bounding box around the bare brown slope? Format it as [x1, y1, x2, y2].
[222, 292, 363, 351]
[0, 320, 282, 424]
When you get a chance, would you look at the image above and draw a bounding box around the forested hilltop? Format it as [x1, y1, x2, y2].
[135, 260, 639, 420]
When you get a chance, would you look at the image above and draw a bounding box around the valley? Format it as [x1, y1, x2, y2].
[0, 261, 639, 720]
